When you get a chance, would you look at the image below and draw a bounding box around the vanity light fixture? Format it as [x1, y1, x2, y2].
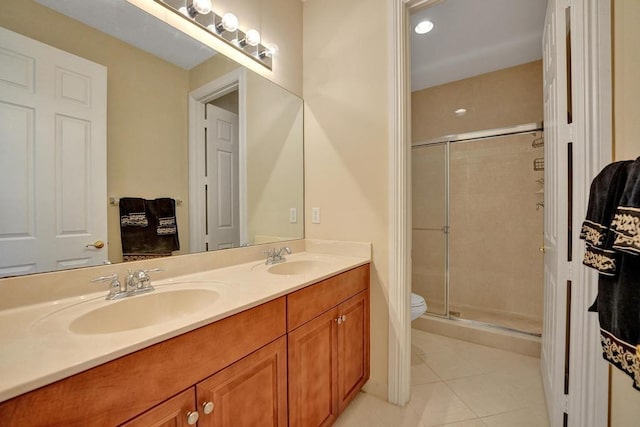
[259, 43, 278, 59]
[151, 0, 273, 69]
[243, 29, 261, 47]
[415, 20, 434, 34]
[218, 12, 239, 33]
[179, 0, 212, 18]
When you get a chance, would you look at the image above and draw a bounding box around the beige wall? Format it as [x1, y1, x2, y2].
[0, 0, 191, 262]
[303, 0, 390, 398]
[412, 61, 543, 142]
[246, 73, 304, 243]
[610, 0, 640, 424]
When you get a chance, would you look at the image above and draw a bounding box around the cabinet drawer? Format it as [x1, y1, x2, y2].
[287, 264, 369, 332]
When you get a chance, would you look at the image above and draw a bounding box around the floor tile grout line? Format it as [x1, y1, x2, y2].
[438, 376, 484, 419]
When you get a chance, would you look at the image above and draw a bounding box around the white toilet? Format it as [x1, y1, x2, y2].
[411, 293, 428, 321]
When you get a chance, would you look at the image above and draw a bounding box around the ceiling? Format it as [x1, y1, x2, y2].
[36, 0, 217, 70]
[410, 0, 548, 92]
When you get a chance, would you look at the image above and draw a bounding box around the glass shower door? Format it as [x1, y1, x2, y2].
[411, 142, 448, 316]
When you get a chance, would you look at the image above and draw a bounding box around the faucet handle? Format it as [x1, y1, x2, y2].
[278, 246, 292, 255]
[132, 268, 162, 291]
[90, 274, 122, 299]
[90, 273, 118, 283]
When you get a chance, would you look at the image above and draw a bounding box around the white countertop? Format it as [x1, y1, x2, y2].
[0, 245, 370, 402]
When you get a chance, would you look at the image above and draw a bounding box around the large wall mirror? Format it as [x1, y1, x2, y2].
[0, 0, 304, 278]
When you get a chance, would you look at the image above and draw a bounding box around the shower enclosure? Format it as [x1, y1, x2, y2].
[412, 123, 544, 336]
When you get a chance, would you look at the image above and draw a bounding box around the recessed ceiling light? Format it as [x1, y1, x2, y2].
[454, 108, 467, 116]
[415, 20, 434, 35]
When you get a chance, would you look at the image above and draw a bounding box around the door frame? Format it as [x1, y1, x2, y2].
[388, 0, 612, 422]
[188, 68, 248, 252]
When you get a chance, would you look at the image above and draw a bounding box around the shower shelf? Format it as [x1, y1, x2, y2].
[533, 158, 544, 171]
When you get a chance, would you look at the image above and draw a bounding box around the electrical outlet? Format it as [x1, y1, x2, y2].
[289, 208, 297, 223]
[311, 207, 321, 224]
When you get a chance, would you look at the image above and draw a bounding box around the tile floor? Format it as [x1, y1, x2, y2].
[334, 329, 549, 427]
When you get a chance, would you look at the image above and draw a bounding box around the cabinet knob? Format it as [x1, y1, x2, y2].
[335, 317, 342, 325]
[341, 314, 347, 323]
[186, 410, 200, 425]
[202, 401, 215, 415]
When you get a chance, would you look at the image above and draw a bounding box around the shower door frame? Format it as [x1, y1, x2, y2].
[412, 122, 544, 332]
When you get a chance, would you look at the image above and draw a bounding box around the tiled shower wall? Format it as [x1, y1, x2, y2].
[448, 133, 544, 324]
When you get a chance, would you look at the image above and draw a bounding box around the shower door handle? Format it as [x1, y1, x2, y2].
[441, 226, 450, 234]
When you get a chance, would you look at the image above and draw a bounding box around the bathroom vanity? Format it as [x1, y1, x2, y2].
[0, 247, 370, 427]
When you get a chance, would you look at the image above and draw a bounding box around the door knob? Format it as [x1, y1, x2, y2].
[86, 240, 105, 249]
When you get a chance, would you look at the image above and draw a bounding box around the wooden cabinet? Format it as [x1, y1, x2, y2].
[196, 336, 288, 427]
[337, 291, 368, 413]
[121, 389, 197, 427]
[124, 337, 288, 427]
[288, 265, 370, 427]
[288, 307, 340, 427]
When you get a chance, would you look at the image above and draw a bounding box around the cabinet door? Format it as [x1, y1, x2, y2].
[196, 336, 288, 427]
[288, 307, 339, 427]
[337, 290, 370, 412]
[120, 389, 196, 427]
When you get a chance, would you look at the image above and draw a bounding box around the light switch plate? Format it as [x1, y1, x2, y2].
[311, 207, 321, 224]
[289, 208, 297, 223]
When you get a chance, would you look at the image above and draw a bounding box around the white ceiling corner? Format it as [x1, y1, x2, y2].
[410, 0, 548, 91]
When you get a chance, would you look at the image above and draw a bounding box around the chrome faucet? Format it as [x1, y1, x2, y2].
[264, 246, 292, 265]
[91, 268, 162, 300]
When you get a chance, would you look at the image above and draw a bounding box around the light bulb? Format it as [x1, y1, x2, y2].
[415, 20, 434, 34]
[192, 0, 212, 15]
[221, 13, 239, 32]
[266, 43, 279, 57]
[245, 29, 261, 47]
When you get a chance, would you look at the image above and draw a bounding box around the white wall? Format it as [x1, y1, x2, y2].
[303, 0, 391, 398]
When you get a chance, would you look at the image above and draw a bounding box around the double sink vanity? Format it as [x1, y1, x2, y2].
[0, 240, 371, 426]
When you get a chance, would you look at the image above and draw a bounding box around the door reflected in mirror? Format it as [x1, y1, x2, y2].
[0, 0, 303, 278]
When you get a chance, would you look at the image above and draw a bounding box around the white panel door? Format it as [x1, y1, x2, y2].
[541, 1, 570, 425]
[0, 27, 107, 277]
[206, 104, 239, 250]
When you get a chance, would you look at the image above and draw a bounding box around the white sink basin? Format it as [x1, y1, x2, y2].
[267, 260, 330, 276]
[68, 289, 219, 335]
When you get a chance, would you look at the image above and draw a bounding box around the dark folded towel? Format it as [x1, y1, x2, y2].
[119, 197, 180, 256]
